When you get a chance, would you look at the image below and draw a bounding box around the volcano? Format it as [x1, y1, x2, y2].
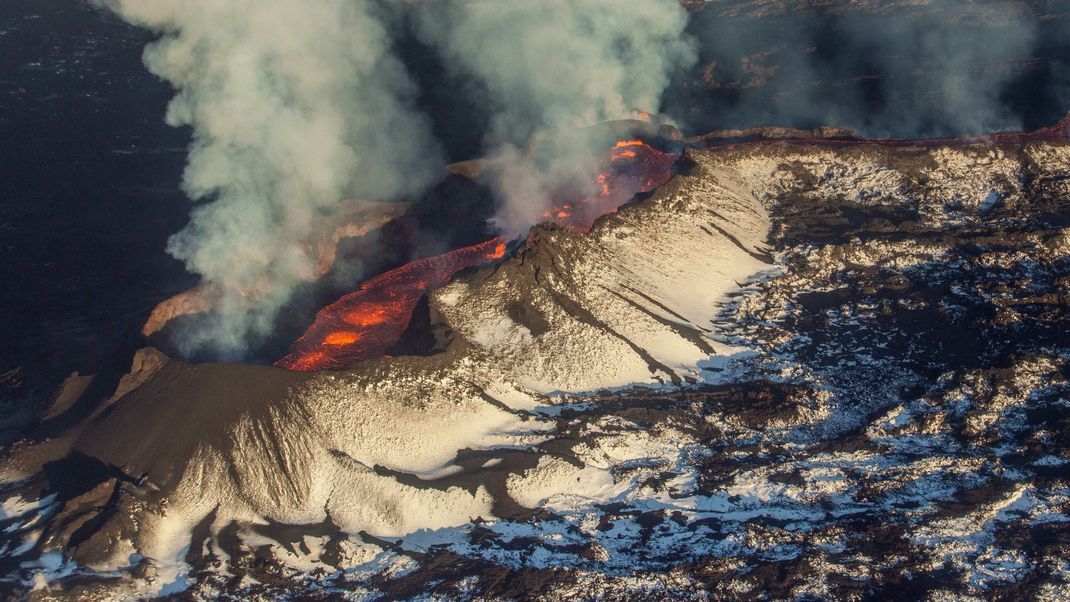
[7, 0, 1070, 598]
[3, 123, 1070, 601]
[276, 139, 679, 372]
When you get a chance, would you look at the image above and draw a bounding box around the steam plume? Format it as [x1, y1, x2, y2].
[416, 0, 695, 236]
[99, 0, 442, 358]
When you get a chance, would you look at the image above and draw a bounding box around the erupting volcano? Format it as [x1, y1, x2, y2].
[277, 139, 679, 371]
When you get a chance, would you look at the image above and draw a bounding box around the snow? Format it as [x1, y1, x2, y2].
[507, 456, 615, 509]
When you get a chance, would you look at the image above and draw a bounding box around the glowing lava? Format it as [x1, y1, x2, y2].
[542, 139, 678, 232]
[276, 237, 506, 371]
[278, 138, 678, 371]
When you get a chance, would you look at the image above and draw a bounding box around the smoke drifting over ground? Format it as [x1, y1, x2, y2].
[97, 0, 443, 358]
[416, 0, 695, 236]
[845, 5, 1037, 135]
[677, 1, 1046, 137]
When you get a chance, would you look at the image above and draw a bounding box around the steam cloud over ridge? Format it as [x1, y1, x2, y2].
[417, 0, 694, 144]
[98, 0, 443, 358]
[101, 0, 696, 357]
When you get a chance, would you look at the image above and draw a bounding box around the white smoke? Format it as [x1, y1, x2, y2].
[102, 0, 694, 357]
[417, 0, 696, 236]
[98, 0, 443, 357]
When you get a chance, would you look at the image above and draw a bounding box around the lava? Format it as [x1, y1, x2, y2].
[275, 237, 506, 371]
[278, 138, 678, 371]
[542, 139, 678, 232]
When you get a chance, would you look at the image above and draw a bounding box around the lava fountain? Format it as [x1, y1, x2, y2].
[277, 139, 678, 371]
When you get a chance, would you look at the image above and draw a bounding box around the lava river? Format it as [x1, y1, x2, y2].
[277, 139, 678, 371]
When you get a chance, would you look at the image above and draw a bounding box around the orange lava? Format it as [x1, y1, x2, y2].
[324, 331, 362, 346]
[546, 138, 679, 232]
[275, 236, 507, 371]
[283, 350, 327, 372]
[343, 306, 391, 328]
[277, 138, 677, 372]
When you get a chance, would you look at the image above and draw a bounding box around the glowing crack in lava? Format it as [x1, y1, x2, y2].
[277, 139, 678, 371]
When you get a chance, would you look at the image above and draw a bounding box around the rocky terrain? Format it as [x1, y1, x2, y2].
[0, 135, 1067, 600]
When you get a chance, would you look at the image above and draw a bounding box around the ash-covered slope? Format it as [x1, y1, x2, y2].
[2, 139, 1069, 599]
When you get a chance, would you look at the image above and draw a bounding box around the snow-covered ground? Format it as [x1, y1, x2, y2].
[3, 141, 1070, 600]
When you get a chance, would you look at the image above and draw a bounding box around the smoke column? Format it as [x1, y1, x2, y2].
[416, 0, 696, 236]
[98, 0, 443, 358]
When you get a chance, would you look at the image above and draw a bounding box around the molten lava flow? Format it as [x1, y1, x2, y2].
[279, 138, 677, 372]
[542, 139, 679, 232]
[276, 237, 506, 371]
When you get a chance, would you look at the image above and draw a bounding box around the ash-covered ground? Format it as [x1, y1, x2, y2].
[2, 139, 1068, 600]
